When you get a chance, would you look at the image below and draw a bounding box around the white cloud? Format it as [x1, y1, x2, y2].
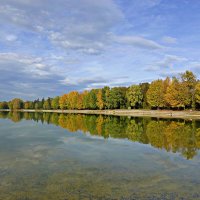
[0, 0, 199, 100]
[0, 53, 51, 76]
[61, 75, 131, 91]
[145, 55, 188, 71]
[159, 70, 183, 78]
[0, 52, 72, 100]
[0, 0, 124, 54]
[113, 35, 164, 50]
[161, 55, 188, 66]
[5, 34, 17, 41]
[189, 62, 200, 75]
[162, 36, 177, 44]
[0, 4, 29, 27]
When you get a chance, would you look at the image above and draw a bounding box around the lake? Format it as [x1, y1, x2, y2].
[0, 112, 200, 200]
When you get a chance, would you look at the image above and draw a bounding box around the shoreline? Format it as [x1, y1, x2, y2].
[1, 109, 200, 119]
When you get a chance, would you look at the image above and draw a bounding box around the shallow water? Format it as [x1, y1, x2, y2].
[0, 112, 200, 199]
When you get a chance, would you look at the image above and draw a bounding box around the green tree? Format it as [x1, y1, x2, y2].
[8, 101, 13, 110]
[34, 99, 42, 110]
[43, 98, 52, 110]
[82, 90, 89, 109]
[139, 82, 150, 109]
[51, 96, 60, 109]
[40, 98, 45, 109]
[34, 102, 39, 110]
[102, 86, 110, 109]
[29, 101, 34, 109]
[181, 70, 197, 109]
[126, 85, 143, 109]
[181, 70, 197, 89]
[88, 89, 97, 109]
[108, 87, 127, 109]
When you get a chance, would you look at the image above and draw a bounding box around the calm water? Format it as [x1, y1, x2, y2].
[0, 112, 200, 200]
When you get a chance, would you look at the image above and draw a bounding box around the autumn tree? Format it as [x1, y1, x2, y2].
[24, 101, 30, 109]
[147, 80, 166, 109]
[68, 91, 79, 109]
[28, 101, 34, 109]
[10, 98, 24, 110]
[1, 70, 198, 112]
[24, 101, 34, 109]
[59, 94, 68, 110]
[0, 101, 8, 109]
[77, 93, 83, 110]
[163, 77, 171, 92]
[195, 82, 200, 108]
[126, 85, 143, 109]
[165, 78, 191, 109]
[96, 89, 104, 110]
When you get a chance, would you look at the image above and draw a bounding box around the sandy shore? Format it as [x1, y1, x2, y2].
[1, 109, 200, 119]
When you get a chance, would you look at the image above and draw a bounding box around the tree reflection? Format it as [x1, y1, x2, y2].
[9, 112, 23, 123]
[1, 111, 200, 159]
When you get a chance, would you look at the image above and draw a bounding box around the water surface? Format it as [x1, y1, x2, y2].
[0, 112, 200, 199]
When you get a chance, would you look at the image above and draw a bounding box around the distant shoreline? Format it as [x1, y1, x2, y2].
[1, 109, 200, 119]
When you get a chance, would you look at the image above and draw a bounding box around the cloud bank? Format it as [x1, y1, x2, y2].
[0, 0, 199, 100]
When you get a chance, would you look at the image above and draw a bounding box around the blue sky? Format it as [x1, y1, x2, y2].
[1, 0, 200, 101]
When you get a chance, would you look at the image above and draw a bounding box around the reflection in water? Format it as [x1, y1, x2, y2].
[0, 111, 200, 200]
[1, 111, 200, 159]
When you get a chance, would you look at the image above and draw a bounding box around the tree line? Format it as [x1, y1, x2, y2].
[0, 111, 199, 159]
[1, 70, 200, 110]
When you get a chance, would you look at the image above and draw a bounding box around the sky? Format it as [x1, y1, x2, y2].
[1, 0, 200, 101]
